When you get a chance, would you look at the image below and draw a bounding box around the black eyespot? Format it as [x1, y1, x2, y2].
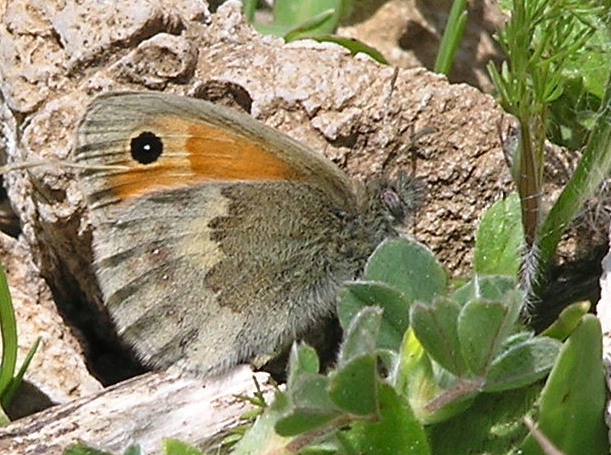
[130, 131, 163, 164]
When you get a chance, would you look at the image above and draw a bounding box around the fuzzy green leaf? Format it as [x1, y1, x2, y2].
[287, 344, 320, 390]
[458, 299, 518, 375]
[275, 408, 340, 437]
[410, 298, 468, 376]
[338, 281, 411, 351]
[484, 336, 561, 392]
[428, 383, 542, 455]
[474, 193, 523, 277]
[344, 383, 431, 455]
[452, 275, 519, 306]
[395, 330, 474, 424]
[364, 238, 447, 304]
[329, 355, 378, 416]
[290, 375, 336, 412]
[338, 306, 382, 364]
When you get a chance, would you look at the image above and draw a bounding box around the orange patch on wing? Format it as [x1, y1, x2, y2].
[107, 117, 306, 202]
[186, 122, 304, 181]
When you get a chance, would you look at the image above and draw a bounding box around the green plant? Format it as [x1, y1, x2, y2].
[0, 265, 39, 425]
[238, 0, 475, 70]
[243, 0, 347, 38]
[487, 0, 611, 297]
[434, 0, 469, 75]
[239, 0, 387, 63]
[520, 314, 608, 454]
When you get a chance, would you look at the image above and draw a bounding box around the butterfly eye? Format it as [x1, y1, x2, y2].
[382, 188, 405, 221]
[130, 131, 163, 164]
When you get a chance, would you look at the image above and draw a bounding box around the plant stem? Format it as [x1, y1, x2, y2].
[517, 119, 543, 248]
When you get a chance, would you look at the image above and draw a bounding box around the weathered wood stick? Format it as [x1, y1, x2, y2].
[0, 366, 273, 455]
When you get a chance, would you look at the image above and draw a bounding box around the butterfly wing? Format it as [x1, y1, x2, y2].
[75, 92, 374, 376]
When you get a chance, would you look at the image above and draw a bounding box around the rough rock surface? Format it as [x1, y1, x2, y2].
[0, 232, 101, 419]
[2, 0, 513, 293]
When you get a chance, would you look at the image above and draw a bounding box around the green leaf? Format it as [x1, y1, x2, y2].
[536, 82, 611, 293]
[233, 392, 292, 454]
[308, 35, 388, 64]
[410, 298, 468, 376]
[250, 0, 345, 38]
[337, 281, 411, 351]
[329, 355, 378, 416]
[252, 23, 298, 37]
[540, 300, 590, 340]
[499, 331, 534, 349]
[520, 315, 609, 455]
[344, 383, 431, 455]
[547, 76, 603, 148]
[248, 0, 388, 64]
[275, 407, 339, 437]
[458, 299, 519, 375]
[394, 330, 473, 424]
[273, 0, 342, 29]
[428, 383, 541, 455]
[434, 0, 468, 75]
[452, 275, 519, 306]
[279, 371, 341, 436]
[338, 306, 382, 364]
[290, 375, 337, 413]
[163, 439, 202, 455]
[287, 343, 320, 390]
[555, 11, 610, 100]
[241, 0, 257, 22]
[0, 405, 9, 426]
[0, 264, 38, 410]
[283, 10, 336, 41]
[484, 336, 561, 392]
[2, 337, 41, 407]
[364, 238, 447, 304]
[0, 265, 17, 401]
[474, 193, 524, 277]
